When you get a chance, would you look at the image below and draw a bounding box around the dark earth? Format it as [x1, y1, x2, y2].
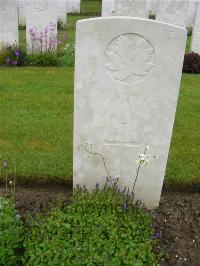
[0, 184, 199, 266]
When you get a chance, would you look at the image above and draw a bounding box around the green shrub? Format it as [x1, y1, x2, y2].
[0, 45, 27, 66]
[58, 44, 75, 67]
[23, 184, 158, 265]
[0, 197, 23, 265]
[27, 52, 59, 67]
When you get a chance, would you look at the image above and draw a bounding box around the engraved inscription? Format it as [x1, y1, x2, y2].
[104, 34, 156, 84]
[104, 140, 139, 148]
[34, 0, 48, 12]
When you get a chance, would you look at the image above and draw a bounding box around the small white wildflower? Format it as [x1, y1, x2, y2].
[136, 153, 151, 166]
[9, 180, 13, 186]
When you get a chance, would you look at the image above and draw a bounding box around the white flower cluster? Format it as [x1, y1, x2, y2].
[136, 153, 151, 166]
[136, 146, 158, 166]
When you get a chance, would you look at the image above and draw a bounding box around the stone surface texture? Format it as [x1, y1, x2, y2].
[156, 0, 192, 28]
[101, 0, 115, 16]
[17, 0, 26, 26]
[114, 0, 149, 18]
[186, 0, 197, 27]
[0, 0, 18, 46]
[73, 17, 187, 209]
[191, 1, 200, 53]
[66, 0, 80, 13]
[26, 0, 57, 53]
[58, 0, 67, 28]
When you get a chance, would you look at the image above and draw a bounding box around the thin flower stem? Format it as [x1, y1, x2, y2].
[133, 164, 140, 192]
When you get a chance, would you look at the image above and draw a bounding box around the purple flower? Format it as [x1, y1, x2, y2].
[14, 49, 20, 57]
[5, 57, 10, 64]
[155, 232, 161, 239]
[12, 61, 18, 66]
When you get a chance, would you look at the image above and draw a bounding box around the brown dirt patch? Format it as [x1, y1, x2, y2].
[153, 192, 200, 265]
[0, 185, 199, 265]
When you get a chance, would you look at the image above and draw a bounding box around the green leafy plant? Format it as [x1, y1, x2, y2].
[58, 43, 75, 67]
[23, 183, 158, 265]
[0, 44, 27, 66]
[27, 52, 59, 67]
[0, 197, 23, 265]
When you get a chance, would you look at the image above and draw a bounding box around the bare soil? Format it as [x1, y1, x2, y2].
[0, 185, 199, 265]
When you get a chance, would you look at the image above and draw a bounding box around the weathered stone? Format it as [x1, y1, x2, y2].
[73, 17, 187, 209]
[58, 0, 67, 28]
[17, 0, 26, 27]
[0, 0, 18, 46]
[66, 0, 80, 13]
[191, 1, 200, 54]
[101, 0, 115, 16]
[156, 0, 192, 28]
[114, 0, 149, 17]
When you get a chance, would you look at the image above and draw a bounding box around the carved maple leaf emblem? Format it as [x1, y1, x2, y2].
[105, 34, 156, 84]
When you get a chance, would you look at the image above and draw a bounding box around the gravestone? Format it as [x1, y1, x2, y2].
[58, 0, 67, 29]
[73, 17, 187, 209]
[26, 0, 57, 53]
[102, 0, 115, 16]
[191, 1, 200, 54]
[66, 0, 80, 13]
[17, 0, 26, 27]
[114, 0, 149, 18]
[186, 0, 197, 27]
[147, 0, 159, 18]
[0, 0, 18, 46]
[156, 0, 191, 28]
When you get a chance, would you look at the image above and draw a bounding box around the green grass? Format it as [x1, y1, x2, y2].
[81, 0, 102, 15]
[165, 74, 200, 185]
[0, 68, 199, 185]
[0, 67, 73, 183]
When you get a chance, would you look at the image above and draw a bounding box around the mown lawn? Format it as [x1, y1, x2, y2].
[0, 67, 73, 183]
[0, 68, 199, 185]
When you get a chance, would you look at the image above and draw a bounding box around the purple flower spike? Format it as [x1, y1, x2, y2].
[12, 61, 18, 66]
[155, 232, 161, 239]
[14, 49, 20, 57]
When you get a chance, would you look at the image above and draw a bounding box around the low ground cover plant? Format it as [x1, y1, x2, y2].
[0, 196, 23, 265]
[23, 183, 158, 265]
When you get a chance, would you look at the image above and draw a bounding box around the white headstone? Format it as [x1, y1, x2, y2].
[17, 0, 26, 27]
[186, 0, 197, 27]
[114, 0, 149, 18]
[156, 0, 191, 28]
[102, 0, 115, 16]
[0, 0, 18, 46]
[73, 17, 187, 209]
[58, 0, 67, 28]
[26, 0, 57, 53]
[147, 0, 159, 17]
[191, 1, 200, 53]
[66, 0, 80, 13]
[102, 0, 115, 17]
